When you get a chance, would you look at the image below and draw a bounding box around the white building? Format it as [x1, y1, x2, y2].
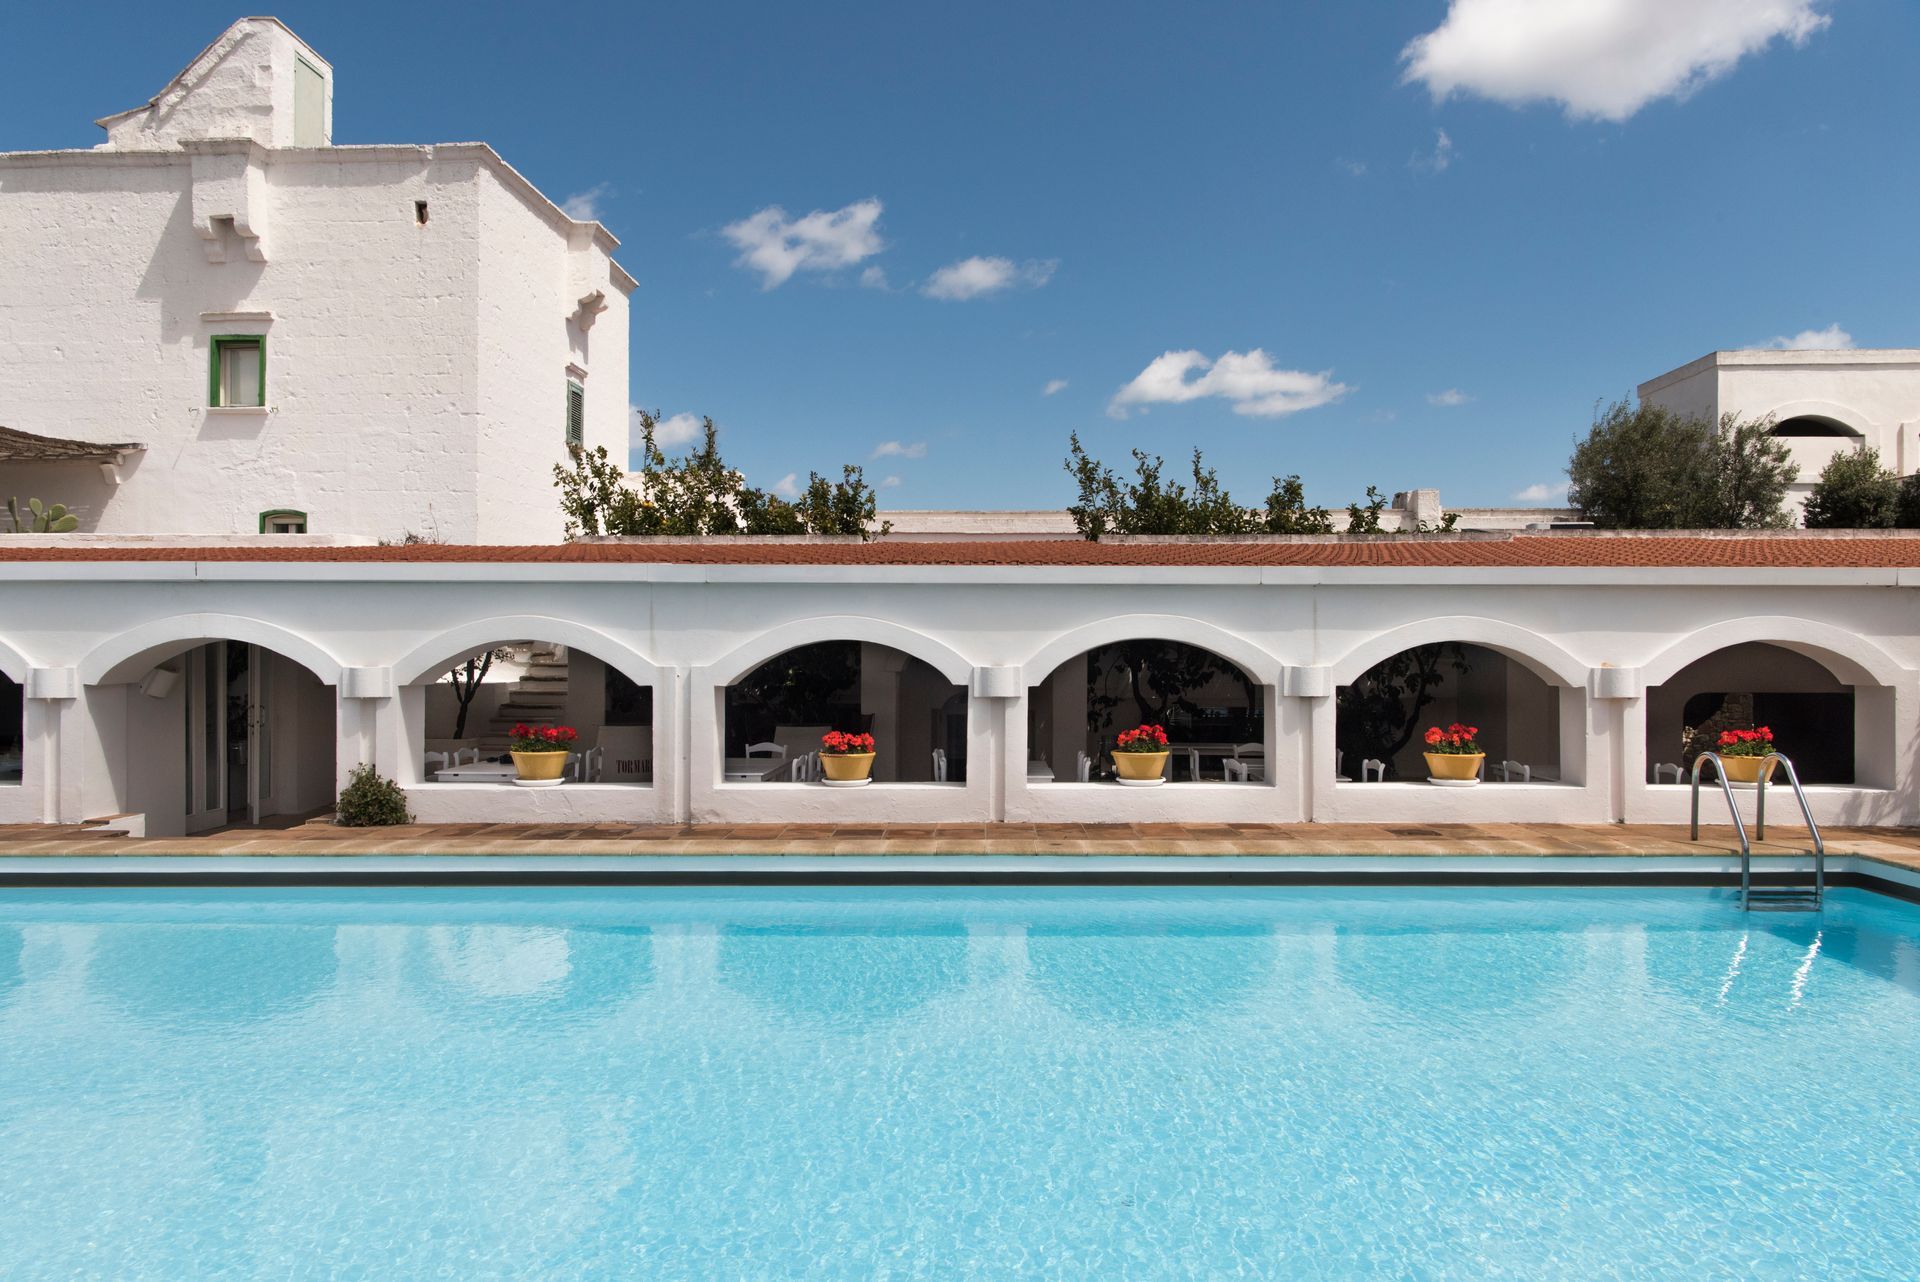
[0, 532, 1915, 837]
[1639, 349, 1920, 513]
[0, 18, 633, 543]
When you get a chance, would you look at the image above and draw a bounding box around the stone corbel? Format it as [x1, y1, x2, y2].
[573, 290, 608, 331]
[25, 668, 77, 700]
[969, 666, 1021, 699]
[341, 667, 394, 700]
[188, 141, 271, 263]
[1588, 666, 1643, 700]
[1282, 665, 1333, 698]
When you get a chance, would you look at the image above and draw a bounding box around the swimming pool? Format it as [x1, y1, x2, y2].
[0, 885, 1914, 1280]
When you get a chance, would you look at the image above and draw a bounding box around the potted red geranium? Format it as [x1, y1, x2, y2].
[1422, 723, 1484, 785]
[1111, 723, 1171, 785]
[509, 722, 578, 785]
[1714, 726, 1777, 785]
[819, 730, 877, 784]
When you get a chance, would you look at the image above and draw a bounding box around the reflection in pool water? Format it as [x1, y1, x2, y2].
[2, 887, 1919, 1280]
[1026, 925, 1272, 1027]
[719, 924, 968, 1031]
[1334, 924, 1586, 1021]
[89, 925, 338, 1030]
[422, 925, 654, 1024]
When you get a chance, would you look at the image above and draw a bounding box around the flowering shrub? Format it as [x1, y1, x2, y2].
[821, 730, 876, 756]
[1717, 726, 1774, 758]
[1423, 723, 1482, 755]
[1114, 724, 1171, 753]
[509, 723, 579, 753]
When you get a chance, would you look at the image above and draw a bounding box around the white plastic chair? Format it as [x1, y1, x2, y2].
[1361, 758, 1387, 782]
[1498, 759, 1531, 783]
[745, 741, 787, 759]
[581, 746, 604, 782]
[1652, 762, 1684, 784]
[1224, 758, 1254, 783]
[424, 750, 450, 775]
[932, 748, 948, 782]
[1075, 750, 1092, 782]
[1335, 749, 1351, 783]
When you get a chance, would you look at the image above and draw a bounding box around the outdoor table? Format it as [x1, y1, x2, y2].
[724, 757, 792, 782]
[431, 761, 520, 783]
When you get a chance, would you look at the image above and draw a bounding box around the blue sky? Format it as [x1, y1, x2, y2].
[5, 2, 1916, 510]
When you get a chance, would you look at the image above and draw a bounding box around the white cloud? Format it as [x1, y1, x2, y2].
[1401, 0, 1832, 122]
[1335, 157, 1368, 177]
[1427, 388, 1473, 407]
[771, 472, 801, 500]
[1108, 349, 1351, 420]
[651, 411, 705, 447]
[561, 183, 610, 221]
[859, 265, 890, 290]
[1765, 323, 1854, 350]
[721, 198, 885, 289]
[1042, 378, 1069, 397]
[1410, 128, 1454, 173]
[1514, 482, 1569, 503]
[880, 475, 903, 489]
[871, 440, 927, 460]
[922, 256, 1057, 301]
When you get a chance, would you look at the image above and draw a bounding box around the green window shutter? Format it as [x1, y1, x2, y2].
[566, 381, 585, 447]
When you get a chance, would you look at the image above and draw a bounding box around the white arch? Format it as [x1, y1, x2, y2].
[1325, 617, 1589, 688]
[391, 615, 663, 687]
[0, 636, 29, 684]
[79, 615, 345, 686]
[704, 616, 974, 687]
[1640, 617, 1906, 688]
[1017, 614, 1281, 688]
[1761, 398, 1873, 437]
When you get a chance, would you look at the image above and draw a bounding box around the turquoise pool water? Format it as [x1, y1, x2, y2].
[1, 885, 1916, 1280]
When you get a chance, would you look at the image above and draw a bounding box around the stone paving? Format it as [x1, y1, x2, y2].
[1, 818, 1917, 873]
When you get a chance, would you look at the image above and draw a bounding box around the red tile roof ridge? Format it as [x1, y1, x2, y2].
[3, 533, 1920, 568]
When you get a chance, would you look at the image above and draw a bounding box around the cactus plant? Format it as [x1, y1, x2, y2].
[6, 497, 80, 533]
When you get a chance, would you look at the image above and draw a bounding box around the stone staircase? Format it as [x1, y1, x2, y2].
[478, 645, 569, 753]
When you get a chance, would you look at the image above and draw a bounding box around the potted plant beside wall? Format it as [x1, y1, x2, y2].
[819, 730, 877, 786]
[1112, 723, 1171, 786]
[1422, 723, 1485, 786]
[510, 722, 578, 786]
[1712, 726, 1778, 786]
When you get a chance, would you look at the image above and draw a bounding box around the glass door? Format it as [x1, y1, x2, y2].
[182, 643, 227, 833]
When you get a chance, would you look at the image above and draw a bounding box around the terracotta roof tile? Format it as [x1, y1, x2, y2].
[2, 535, 1919, 568]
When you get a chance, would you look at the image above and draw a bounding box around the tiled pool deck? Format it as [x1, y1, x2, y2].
[2, 819, 1918, 873]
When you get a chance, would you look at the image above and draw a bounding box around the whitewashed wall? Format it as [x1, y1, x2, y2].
[0, 560, 1913, 832]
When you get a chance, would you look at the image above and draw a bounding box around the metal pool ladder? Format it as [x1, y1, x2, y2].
[1690, 752, 1824, 911]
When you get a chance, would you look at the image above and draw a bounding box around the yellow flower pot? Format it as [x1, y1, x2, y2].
[1423, 752, 1484, 782]
[511, 750, 569, 782]
[820, 752, 875, 783]
[1715, 754, 1776, 785]
[1112, 751, 1170, 782]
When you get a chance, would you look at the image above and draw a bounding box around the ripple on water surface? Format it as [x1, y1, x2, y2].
[0, 886, 1916, 1281]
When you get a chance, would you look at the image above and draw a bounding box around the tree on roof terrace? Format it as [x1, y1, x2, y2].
[554, 413, 890, 540]
[1566, 400, 1794, 529]
[1802, 447, 1920, 530]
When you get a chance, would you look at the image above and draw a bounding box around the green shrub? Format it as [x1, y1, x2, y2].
[336, 762, 412, 827]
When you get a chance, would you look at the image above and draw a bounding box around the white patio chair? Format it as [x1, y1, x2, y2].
[1182, 747, 1202, 781]
[424, 750, 451, 775]
[1335, 749, 1351, 783]
[581, 745, 604, 782]
[1498, 759, 1531, 783]
[1075, 750, 1092, 782]
[1652, 762, 1684, 784]
[745, 741, 787, 759]
[932, 748, 948, 782]
[1224, 758, 1257, 783]
[1361, 758, 1387, 782]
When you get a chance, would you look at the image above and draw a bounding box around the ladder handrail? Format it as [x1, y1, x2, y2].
[1689, 753, 1753, 903]
[1755, 752, 1824, 903]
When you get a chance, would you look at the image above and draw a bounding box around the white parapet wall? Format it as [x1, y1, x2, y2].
[0, 536, 1915, 833]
